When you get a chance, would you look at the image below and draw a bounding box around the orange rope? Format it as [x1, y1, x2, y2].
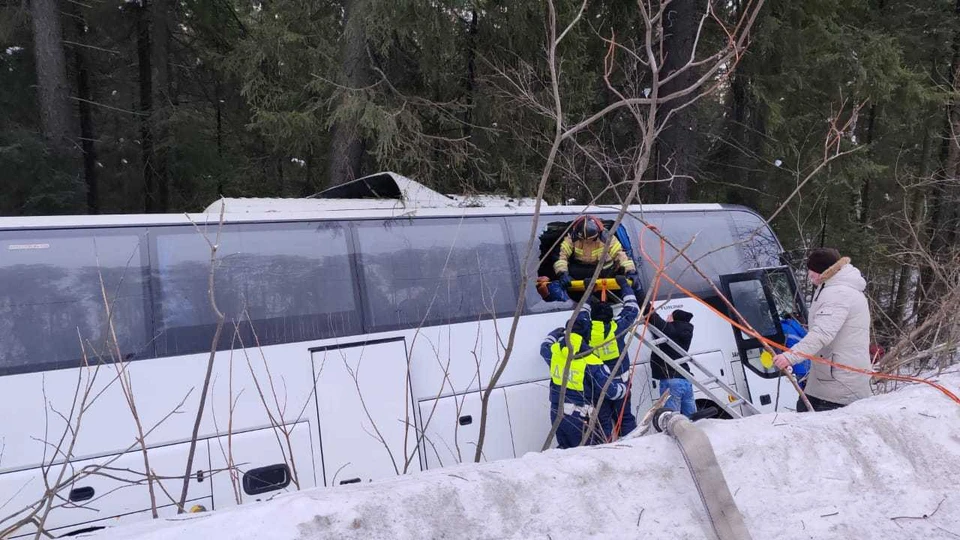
[632, 225, 960, 408]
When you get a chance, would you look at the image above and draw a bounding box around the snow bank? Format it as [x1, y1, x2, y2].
[100, 373, 960, 540]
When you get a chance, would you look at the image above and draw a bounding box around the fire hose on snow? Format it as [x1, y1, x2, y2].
[652, 408, 754, 540]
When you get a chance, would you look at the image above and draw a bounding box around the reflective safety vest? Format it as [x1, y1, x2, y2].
[590, 320, 620, 362]
[549, 333, 602, 391]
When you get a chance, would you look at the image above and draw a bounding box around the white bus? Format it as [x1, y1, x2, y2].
[0, 172, 806, 537]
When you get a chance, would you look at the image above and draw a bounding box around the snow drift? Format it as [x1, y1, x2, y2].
[99, 373, 960, 540]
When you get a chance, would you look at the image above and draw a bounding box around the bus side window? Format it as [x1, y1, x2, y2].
[729, 210, 783, 270]
[0, 229, 150, 374]
[767, 270, 805, 324]
[641, 211, 744, 300]
[505, 215, 577, 315]
[508, 213, 650, 313]
[355, 217, 517, 332]
[152, 221, 360, 357]
[727, 279, 780, 340]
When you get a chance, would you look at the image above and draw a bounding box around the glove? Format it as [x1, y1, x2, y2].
[614, 275, 630, 293]
[546, 281, 571, 302]
[536, 277, 551, 301]
[625, 271, 642, 295]
[557, 272, 573, 289]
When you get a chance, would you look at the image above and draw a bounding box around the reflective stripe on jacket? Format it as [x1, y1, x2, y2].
[583, 290, 639, 380]
[540, 327, 627, 407]
[554, 235, 636, 274]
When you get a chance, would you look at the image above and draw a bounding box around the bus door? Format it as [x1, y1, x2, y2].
[311, 338, 418, 487]
[719, 267, 805, 413]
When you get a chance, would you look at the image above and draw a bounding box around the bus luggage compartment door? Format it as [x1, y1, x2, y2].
[311, 338, 417, 486]
[0, 441, 211, 538]
[208, 421, 317, 509]
[7, 496, 215, 539]
[418, 380, 551, 469]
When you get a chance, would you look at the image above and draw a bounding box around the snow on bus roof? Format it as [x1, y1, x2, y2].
[202, 172, 543, 214]
[0, 203, 726, 230]
[0, 170, 726, 229]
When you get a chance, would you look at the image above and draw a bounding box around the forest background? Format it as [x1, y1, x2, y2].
[2, 0, 960, 358]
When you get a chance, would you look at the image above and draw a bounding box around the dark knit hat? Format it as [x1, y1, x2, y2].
[807, 248, 841, 274]
[672, 309, 693, 323]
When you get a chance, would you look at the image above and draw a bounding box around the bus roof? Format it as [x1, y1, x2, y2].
[0, 172, 727, 230]
[202, 172, 547, 214]
[0, 203, 726, 230]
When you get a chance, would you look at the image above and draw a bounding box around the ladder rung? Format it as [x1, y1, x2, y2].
[643, 325, 757, 416]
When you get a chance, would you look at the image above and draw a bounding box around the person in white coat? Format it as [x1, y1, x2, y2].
[773, 248, 873, 411]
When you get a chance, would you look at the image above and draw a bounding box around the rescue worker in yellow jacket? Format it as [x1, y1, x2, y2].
[554, 215, 638, 289]
[540, 313, 629, 448]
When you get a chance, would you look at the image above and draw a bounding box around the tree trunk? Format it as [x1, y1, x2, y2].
[654, 0, 701, 203]
[891, 188, 925, 326]
[726, 68, 749, 190]
[300, 151, 316, 197]
[277, 157, 285, 196]
[153, 0, 174, 211]
[713, 42, 767, 205]
[916, 16, 960, 325]
[463, 9, 478, 138]
[818, 210, 828, 248]
[68, 4, 99, 214]
[858, 105, 877, 225]
[944, 21, 960, 248]
[30, 0, 73, 148]
[216, 80, 223, 160]
[893, 110, 935, 327]
[137, 0, 160, 212]
[326, 0, 372, 187]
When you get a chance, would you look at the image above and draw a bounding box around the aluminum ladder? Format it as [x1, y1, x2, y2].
[633, 323, 761, 419]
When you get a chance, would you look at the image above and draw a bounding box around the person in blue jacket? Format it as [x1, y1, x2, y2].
[580, 275, 641, 440]
[781, 315, 810, 388]
[539, 315, 629, 448]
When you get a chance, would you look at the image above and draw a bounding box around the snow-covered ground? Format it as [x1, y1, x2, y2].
[99, 372, 960, 540]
